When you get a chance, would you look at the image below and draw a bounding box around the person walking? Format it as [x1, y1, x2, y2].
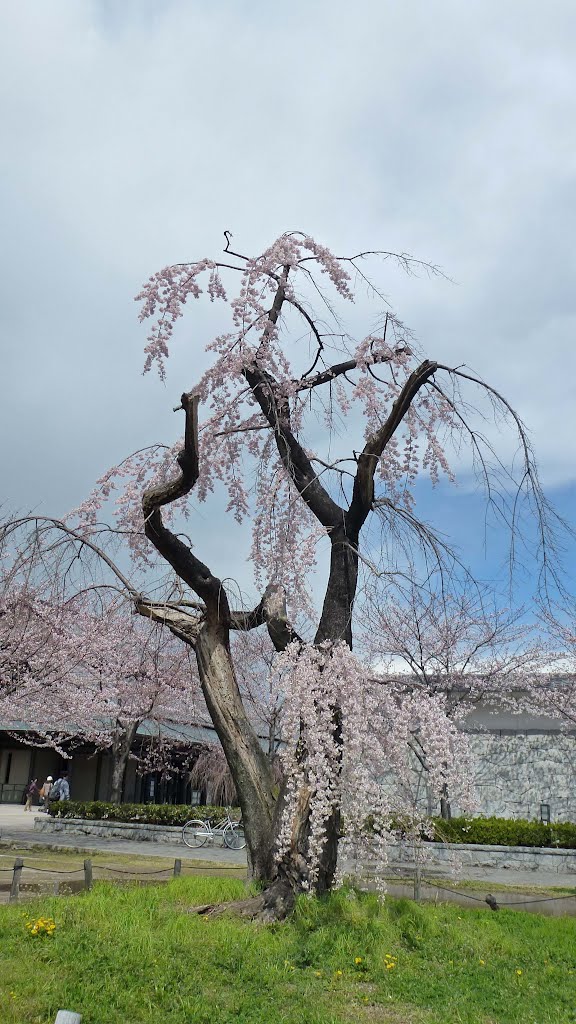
[24, 778, 39, 811]
[58, 770, 70, 801]
[48, 770, 70, 810]
[38, 776, 53, 812]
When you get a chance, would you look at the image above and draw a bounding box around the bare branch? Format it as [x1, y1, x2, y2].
[142, 392, 229, 619]
[135, 599, 202, 646]
[296, 358, 358, 391]
[3, 516, 140, 599]
[348, 360, 438, 529]
[230, 583, 301, 652]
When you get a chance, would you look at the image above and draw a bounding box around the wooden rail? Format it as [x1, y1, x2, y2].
[6, 857, 185, 901]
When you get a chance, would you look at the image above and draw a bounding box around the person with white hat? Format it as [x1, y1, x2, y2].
[38, 776, 53, 812]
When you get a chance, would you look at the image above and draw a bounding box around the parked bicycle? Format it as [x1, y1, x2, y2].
[182, 808, 246, 850]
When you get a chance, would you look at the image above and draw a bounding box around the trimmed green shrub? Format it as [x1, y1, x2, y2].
[49, 803, 576, 849]
[48, 801, 239, 826]
[428, 815, 576, 849]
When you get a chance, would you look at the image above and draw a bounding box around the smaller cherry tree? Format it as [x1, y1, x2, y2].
[1, 595, 201, 802]
[525, 604, 576, 729]
[0, 561, 81, 702]
[71, 600, 201, 803]
[362, 583, 543, 817]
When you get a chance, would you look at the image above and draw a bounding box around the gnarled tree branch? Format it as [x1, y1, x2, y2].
[142, 392, 229, 621]
[135, 600, 202, 646]
[230, 583, 300, 651]
[244, 362, 344, 531]
[348, 359, 438, 530]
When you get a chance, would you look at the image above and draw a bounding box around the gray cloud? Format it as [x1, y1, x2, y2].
[1, 0, 574, 595]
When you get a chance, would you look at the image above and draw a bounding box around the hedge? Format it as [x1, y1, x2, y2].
[49, 803, 576, 849]
[48, 801, 238, 826]
[428, 815, 576, 849]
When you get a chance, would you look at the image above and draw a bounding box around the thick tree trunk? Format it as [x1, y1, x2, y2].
[109, 761, 125, 805]
[108, 723, 138, 804]
[273, 782, 341, 897]
[195, 623, 277, 882]
[315, 523, 359, 647]
[194, 780, 342, 922]
[291, 523, 358, 893]
[440, 793, 452, 821]
[195, 615, 346, 904]
[256, 528, 359, 901]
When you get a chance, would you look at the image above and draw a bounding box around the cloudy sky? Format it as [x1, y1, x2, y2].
[1, 0, 575, 608]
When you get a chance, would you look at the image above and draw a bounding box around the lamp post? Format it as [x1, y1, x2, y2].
[540, 803, 551, 825]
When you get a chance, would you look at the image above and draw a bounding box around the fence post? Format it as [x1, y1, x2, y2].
[84, 859, 93, 891]
[10, 857, 23, 903]
[413, 843, 422, 902]
[54, 1012, 82, 1023]
[413, 861, 422, 902]
[173, 858, 182, 878]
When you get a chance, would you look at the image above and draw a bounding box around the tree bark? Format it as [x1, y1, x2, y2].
[262, 526, 356, 901]
[108, 722, 138, 804]
[273, 779, 341, 898]
[440, 788, 452, 821]
[194, 622, 277, 882]
[314, 522, 359, 648]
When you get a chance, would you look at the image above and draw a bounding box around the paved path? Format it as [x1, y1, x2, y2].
[0, 806, 246, 866]
[1, 806, 575, 889]
[383, 859, 576, 889]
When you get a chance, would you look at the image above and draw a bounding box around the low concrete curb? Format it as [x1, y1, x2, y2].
[35, 817, 576, 874]
[389, 839, 576, 874]
[34, 816, 185, 845]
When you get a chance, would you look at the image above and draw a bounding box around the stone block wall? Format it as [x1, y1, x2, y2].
[467, 731, 576, 821]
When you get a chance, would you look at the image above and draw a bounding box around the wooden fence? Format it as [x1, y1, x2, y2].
[4, 856, 183, 902]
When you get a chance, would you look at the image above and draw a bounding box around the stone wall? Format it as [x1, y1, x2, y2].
[467, 731, 576, 821]
[34, 816, 184, 844]
[388, 839, 576, 875]
[377, 728, 576, 822]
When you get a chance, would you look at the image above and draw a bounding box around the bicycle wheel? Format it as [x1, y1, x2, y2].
[182, 819, 210, 848]
[224, 822, 246, 850]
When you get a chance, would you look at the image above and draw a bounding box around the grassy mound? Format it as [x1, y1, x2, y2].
[0, 878, 574, 1023]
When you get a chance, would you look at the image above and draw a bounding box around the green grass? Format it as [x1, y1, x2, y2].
[0, 879, 575, 1023]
